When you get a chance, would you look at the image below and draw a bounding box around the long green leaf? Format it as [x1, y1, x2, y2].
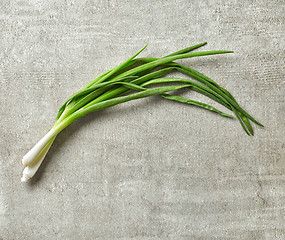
[142, 77, 232, 110]
[161, 93, 234, 118]
[163, 42, 207, 58]
[111, 50, 233, 82]
[56, 84, 194, 131]
[83, 44, 148, 88]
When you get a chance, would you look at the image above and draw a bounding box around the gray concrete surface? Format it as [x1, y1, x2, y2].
[0, 0, 284, 239]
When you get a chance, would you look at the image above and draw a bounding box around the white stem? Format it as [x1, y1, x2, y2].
[21, 105, 70, 181]
[22, 129, 56, 166]
[21, 137, 54, 182]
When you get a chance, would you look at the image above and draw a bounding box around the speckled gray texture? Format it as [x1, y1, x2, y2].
[0, 0, 285, 239]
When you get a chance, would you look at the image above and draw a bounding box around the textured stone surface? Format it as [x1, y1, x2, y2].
[0, 0, 284, 239]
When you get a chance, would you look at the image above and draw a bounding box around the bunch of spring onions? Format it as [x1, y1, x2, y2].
[21, 42, 263, 182]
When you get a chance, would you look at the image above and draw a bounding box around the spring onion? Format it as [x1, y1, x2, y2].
[21, 42, 263, 182]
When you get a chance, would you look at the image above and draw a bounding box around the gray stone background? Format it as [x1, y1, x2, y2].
[0, 0, 284, 239]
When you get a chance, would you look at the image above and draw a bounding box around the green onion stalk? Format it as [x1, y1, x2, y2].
[21, 42, 263, 182]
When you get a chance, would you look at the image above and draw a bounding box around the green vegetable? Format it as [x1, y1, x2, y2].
[21, 42, 263, 182]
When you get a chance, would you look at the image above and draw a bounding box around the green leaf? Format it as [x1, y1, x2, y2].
[161, 93, 234, 118]
[83, 44, 148, 88]
[163, 42, 207, 57]
[79, 85, 193, 115]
